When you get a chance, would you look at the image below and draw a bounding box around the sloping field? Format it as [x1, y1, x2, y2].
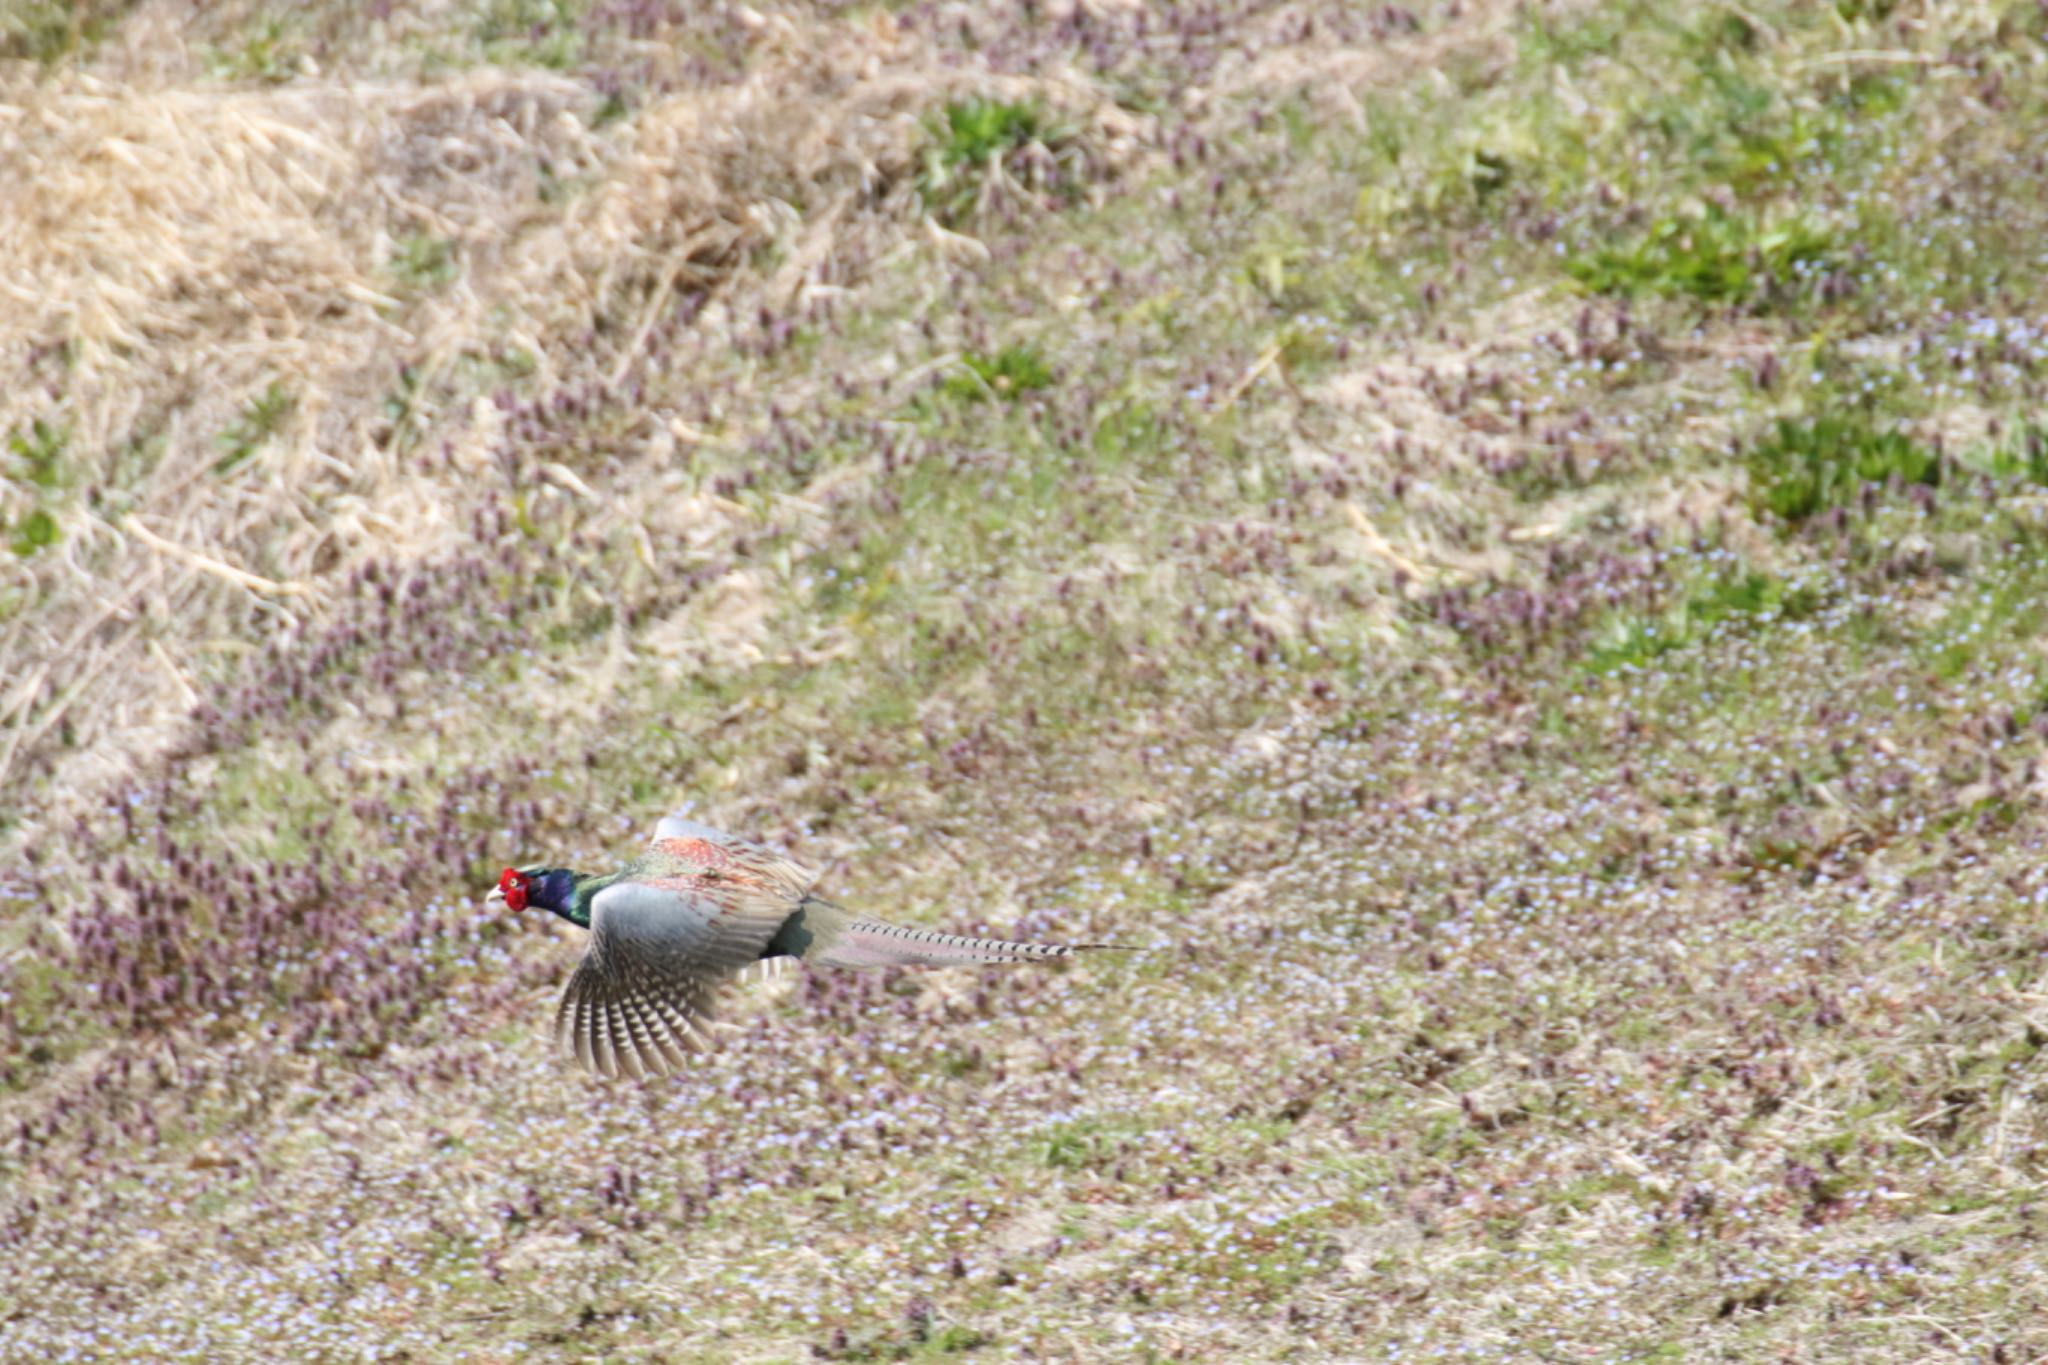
[4, 0, 2048, 1359]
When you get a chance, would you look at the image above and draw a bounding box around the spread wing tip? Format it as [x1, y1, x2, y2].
[555, 961, 721, 1080]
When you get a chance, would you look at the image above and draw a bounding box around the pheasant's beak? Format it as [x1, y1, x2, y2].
[484, 885, 506, 908]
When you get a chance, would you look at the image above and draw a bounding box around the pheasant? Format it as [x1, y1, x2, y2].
[488, 815, 1121, 1078]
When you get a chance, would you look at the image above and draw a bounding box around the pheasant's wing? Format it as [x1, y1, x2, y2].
[648, 814, 819, 899]
[555, 876, 792, 1079]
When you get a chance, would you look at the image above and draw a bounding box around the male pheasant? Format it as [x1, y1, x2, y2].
[488, 815, 1119, 1078]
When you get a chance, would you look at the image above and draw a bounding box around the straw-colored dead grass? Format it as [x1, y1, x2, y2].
[0, 10, 1155, 816]
[1, 66, 603, 798]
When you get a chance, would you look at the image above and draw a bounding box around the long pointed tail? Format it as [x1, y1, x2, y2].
[810, 919, 1131, 969]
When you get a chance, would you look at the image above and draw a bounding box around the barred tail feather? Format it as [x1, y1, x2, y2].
[812, 920, 1126, 969]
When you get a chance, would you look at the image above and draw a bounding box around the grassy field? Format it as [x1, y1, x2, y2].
[5, 0, 2048, 1358]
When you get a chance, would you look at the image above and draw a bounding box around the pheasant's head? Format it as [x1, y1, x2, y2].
[489, 865, 573, 915]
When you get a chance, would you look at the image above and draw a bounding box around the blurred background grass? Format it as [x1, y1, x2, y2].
[5, 0, 2048, 1359]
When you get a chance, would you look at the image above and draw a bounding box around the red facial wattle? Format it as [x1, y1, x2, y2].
[498, 867, 529, 912]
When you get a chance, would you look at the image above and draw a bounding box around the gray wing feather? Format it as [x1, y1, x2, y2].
[555, 879, 789, 1079]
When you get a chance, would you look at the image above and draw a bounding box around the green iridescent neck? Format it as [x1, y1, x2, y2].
[559, 871, 623, 928]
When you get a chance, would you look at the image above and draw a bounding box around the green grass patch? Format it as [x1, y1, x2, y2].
[7, 509, 60, 559]
[206, 16, 304, 84]
[917, 98, 1064, 223]
[1923, 564, 2048, 682]
[4, 419, 73, 558]
[1513, 0, 1633, 70]
[1565, 206, 1833, 305]
[387, 233, 459, 290]
[943, 344, 1056, 404]
[1585, 567, 1822, 673]
[472, 0, 584, 67]
[1038, 1120, 1110, 1170]
[7, 418, 70, 489]
[1972, 423, 2048, 486]
[1745, 416, 1938, 524]
[1632, 28, 1845, 198]
[932, 98, 1045, 167]
[213, 380, 296, 477]
[0, 0, 136, 63]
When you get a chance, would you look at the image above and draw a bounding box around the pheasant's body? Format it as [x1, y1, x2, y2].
[490, 816, 1113, 1078]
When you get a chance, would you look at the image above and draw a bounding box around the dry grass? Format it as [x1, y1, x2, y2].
[0, 0, 1152, 812]
[6, 0, 2048, 1360]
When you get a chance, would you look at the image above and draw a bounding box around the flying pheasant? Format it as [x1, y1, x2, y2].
[488, 815, 1120, 1078]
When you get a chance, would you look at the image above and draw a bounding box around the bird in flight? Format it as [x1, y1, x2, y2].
[488, 815, 1122, 1078]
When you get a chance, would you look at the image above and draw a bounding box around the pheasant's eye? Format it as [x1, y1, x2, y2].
[498, 867, 530, 912]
